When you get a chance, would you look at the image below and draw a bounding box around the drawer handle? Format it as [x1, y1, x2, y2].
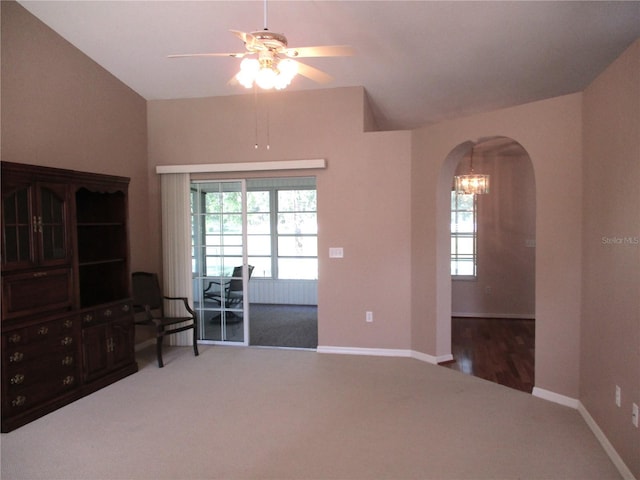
[61, 336, 73, 346]
[11, 395, 27, 407]
[37, 326, 49, 335]
[8, 333, 21, 344]
[122, 304, 130, 312]
[64, 319, 73, 328]
[32, 271, 47, 278]
[10, 374, 25, 385]
[9, 352, 24, 363]
[62, 376, 75, 386]
[83, 314, 94, 323]
[103, 309, 113, 317]
[62, 355, 74, 366]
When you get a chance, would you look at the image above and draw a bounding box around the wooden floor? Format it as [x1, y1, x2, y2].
[442, 317, 535, 393]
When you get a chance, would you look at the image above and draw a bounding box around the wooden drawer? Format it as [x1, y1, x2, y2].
[4, 349, 79, 389]
[3, 366, 79, 415]
[81, 300, 133, 327]
[3, 329, 80, 416]
[4, 340, 78, 368]
[1, 268, 73, 320]
[4, 315, 78, 346]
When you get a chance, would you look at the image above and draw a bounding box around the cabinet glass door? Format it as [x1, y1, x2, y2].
[2, 183, 69, 269]
[39, 185, 68, 263]
[191, 181, 249, 344]
[2, 186, 33, 267]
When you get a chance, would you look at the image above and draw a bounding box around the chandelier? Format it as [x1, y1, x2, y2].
[454, 147, 490, 195]
[236, 51, 298, 90]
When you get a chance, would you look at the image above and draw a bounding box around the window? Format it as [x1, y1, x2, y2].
[191, 182, 243, 277]
[246, 178, 317, 280]
[451, 192, 477, 277]
[246, 190, 272, 277]
[276, 189, 317, 279]
[191, 178, 318, 281]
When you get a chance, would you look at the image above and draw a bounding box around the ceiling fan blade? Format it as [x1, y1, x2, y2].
[285, 45, 354, 58]
[227, 74, 239, 86]
[294, 61, 333, 84]
[167, 52, 247, 59]
[230, 29, 256, 48]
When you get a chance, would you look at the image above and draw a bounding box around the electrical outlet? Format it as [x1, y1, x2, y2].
[633, 403, 639, 428]
[365, 311, 373, 323]
[616, 385, 621, 407]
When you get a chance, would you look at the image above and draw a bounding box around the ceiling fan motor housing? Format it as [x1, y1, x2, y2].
[250, 30, 288, 52]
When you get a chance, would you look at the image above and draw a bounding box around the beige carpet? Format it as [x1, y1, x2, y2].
[1, 345, 621, 480]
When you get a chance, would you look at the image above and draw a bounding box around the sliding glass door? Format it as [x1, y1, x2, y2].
[190, 176, 318, 348]
[191, 181, 249, 344]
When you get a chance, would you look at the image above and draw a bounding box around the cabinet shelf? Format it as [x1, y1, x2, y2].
[76, 222, 124, 227]
[73, 180, 131, 308]
[78, 258, 126, 267]
[75, 188, 125, 224]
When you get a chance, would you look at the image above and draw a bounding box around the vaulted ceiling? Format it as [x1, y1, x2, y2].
[17, 1, 640, 131]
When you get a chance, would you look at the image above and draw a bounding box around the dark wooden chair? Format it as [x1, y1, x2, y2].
[131, 272, 199, 368]
[203, 265, 254, 315]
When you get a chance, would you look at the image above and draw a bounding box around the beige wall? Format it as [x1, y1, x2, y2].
[582, 39, 640, 476]
[411, 93, 583, 395]
[0, 1, 151, 272]
[147, 89, 413, 350]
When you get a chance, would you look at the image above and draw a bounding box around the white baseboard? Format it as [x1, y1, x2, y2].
[532, 386, 580, 408]
[412, 350, 453, 364]
[577, 401, 636, 480]
[317, 346, 413, 358]
[317, 346, 452, 365]
[532, 388, 634, 480]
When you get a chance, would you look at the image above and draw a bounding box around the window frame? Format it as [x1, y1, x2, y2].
[451, 191, 478, 279]
[247, 185, 318, 280]
[191, 179, 318, 281]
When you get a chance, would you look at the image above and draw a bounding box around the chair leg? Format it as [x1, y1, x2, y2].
[156, 329, 164, 368]
[193, 324, 199, 357]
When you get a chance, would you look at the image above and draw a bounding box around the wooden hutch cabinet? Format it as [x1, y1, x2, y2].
[1, 161, 138, 432]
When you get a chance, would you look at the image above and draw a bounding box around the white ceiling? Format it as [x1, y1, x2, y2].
[18, 1, 640, 131]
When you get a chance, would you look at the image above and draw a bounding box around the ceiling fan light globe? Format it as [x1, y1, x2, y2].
[236, 72, 254, 89]
[256, 67, 276, 89]
[278, 59, 298, 79]
[240, 57, 259, 73]
[274, 75, 290, 90]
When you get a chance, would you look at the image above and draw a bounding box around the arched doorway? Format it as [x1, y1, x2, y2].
[439, 137, 536, 392]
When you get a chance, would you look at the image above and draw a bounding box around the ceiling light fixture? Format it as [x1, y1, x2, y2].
[454, 146, 490, 195]
[168, 0, 353, 91]
[236, 52, 298, 90]
[234, 0, 297, 91]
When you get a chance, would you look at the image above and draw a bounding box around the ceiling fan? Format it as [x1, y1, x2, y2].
[168, 1, 354, 90]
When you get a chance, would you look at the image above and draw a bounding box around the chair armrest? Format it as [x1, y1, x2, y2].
[163, 296, 197, 317]
[203, 279, 229, 294]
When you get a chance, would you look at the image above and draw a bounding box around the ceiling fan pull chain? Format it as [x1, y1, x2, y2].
[263, 0, 268, 30]
[266, 97, 270, 150]
[254, 86, 259, 149]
